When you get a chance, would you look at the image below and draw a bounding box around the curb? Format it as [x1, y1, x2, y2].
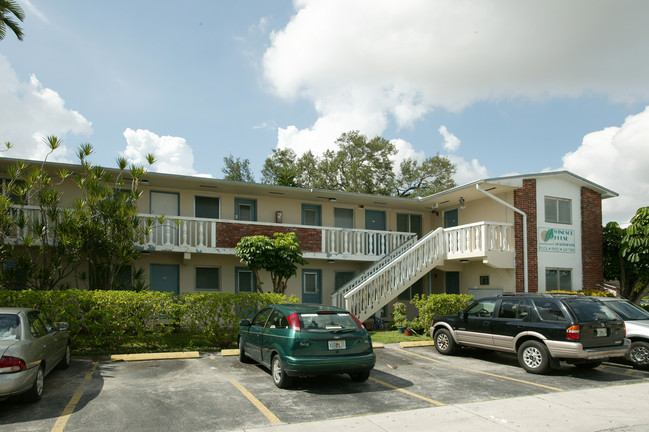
[111, 351, 201, 362]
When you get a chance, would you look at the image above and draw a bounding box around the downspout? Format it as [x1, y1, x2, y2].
[475, 184, 528, 293]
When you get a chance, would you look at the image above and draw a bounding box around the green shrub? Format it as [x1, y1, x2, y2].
[410, 294, 473, 332]
[0, 290, 298, 352]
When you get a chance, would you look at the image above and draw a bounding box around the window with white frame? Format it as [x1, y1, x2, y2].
[196, 267, 220, 291]
[545, 197, 571, 224]
[545, 268, 572, 291]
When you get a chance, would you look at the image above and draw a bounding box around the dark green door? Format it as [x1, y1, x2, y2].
[365, 210, 386, 255]
[150, 264, 179, 294]
[444, 209, 458, 228]
[446, 271, 460, 294]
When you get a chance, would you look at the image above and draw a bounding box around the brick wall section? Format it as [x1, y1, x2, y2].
[514, 179, 538, 292]
[215, 223, 322, 252]
[581, 187, 604, 290]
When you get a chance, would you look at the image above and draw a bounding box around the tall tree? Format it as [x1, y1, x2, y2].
[261, 148, 298, 186]
[0, 0, 25, 41]
[604, 207, 649, 303]
[222, 154, 254, 182]
[394, 154, 457, 197]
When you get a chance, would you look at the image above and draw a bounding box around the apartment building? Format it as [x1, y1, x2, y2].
[1, 158, 616, 322]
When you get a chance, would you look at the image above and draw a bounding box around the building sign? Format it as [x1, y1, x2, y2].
[538, 227, 575, 253]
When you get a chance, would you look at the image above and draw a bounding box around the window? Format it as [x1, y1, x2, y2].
[334, 272, 355, 291]
[466, 299, 498, 318]
[397, 213, 423, 238]
[236, 267, 256, 293]
[116, 265, 133, 290]
[266, 309, 289, 329]
[497, 299, 527, 319]
[546, 268, 572, 291]
[195, 196, 220, 219]
[27, 312, 48, 338]
[480, 276, 490, 286]
[302, 204, 321, 226]
[235, 198, 257, 221]
[334, 208, 354, 228]
[303, 271, 318, 294]
[545, 197, 571, 224]
[196, 267, 220, 291]
[532, 299, 567, 321]
[252, 308, 272, 327]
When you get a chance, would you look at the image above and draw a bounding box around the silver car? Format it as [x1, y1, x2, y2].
[0, 308, 71, 402]
[598, 297, 649, 369]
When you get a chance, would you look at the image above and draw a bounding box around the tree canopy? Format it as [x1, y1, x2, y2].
[261, 131, 456, 197]
[604, 206, 649, 303]
[222, 154, 254, 182]
[0, 0, 25, 41]
[235, 232, 308, 294]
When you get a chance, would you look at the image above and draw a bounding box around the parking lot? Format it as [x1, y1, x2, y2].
[2, 343, 649, 432]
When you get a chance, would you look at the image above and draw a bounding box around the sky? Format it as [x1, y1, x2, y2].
[1, 0, 649, 225]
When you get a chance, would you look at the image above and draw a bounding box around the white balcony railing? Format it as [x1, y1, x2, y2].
[140, 215, 415, 258]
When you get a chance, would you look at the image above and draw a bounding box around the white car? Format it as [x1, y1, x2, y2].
[598, 297, 649, 369]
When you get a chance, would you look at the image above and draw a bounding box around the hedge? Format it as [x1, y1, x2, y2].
[0, 290, 297, 352]
[409, 293, 474, 331]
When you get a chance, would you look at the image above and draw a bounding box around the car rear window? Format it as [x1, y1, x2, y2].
[0, 314, 20, 340]
[602, 300, 649, 320]
[299, 312, 360, 332]
[564, 299, 619, 321]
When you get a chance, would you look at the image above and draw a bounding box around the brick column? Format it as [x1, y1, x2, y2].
[581, 187, 604, 290]
[514, 179, 538, 292]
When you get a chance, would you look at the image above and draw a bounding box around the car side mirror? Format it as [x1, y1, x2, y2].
[240, 319, 251, 327]
[57, 322, 69, 331]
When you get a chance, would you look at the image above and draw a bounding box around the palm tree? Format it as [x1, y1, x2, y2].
[0, 0, 25, 41]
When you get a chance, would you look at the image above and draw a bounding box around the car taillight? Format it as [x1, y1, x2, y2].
[566, 325, 580, 340]
[287, 313, 301, 332]
[349, 313, 365, 329]
[0, 356, 27, 374]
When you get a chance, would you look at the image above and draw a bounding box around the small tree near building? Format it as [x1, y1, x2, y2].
[235, 232, 308, 294]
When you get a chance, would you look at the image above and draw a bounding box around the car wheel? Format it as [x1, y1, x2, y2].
[238, 339, 253, 364]
[349, 371, 371, 382]
[434, 328, 457, 355]
[518, 340, 552, 374]
[574, 361, 601, 370]
[627, 341, 649, 369]
[271, 355, 292, 389]
[57, 342, 71, 370]
[24, 365, 45, 402]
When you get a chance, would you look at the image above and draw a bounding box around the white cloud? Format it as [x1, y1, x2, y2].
[121, 128, 211, 178]
[0, 55, 92, 162]
[562, 107, 649, 225]
[439, 125, 461, 152]
[448, 155, 489, 186]
[264, 0, 649, 165]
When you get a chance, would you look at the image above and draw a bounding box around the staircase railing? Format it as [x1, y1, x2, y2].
[342, 228, 445, 322]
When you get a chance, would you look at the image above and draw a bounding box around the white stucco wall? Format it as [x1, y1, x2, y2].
[536, 177, 583, 291]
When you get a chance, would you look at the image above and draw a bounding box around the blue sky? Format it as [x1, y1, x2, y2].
[2, 1, 649, 225]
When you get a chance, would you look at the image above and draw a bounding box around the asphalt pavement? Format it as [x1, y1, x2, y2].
[238, 381, 649, 432]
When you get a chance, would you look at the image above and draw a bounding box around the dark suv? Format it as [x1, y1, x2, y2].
[430, 293, 631, 374]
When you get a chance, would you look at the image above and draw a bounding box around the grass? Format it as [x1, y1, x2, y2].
[368, 329, 431, 344]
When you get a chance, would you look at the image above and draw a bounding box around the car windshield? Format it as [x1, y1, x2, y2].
[0, 314, 20, 340]
[299, 312, 360, 333]
[602, 300, 649, 321]
[564, 299, 620, 321]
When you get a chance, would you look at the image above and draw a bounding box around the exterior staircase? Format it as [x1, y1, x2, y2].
[332, 222, 514, 322]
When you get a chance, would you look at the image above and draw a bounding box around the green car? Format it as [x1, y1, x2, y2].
[238, 304, 376, 388]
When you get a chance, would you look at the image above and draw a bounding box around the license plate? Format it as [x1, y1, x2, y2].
[596, 328, 607, 337]
[328, 340, 346, 350]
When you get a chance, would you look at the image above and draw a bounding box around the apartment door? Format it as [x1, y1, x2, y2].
[302, 270, 322, 303]
[365, 210, 386, 255]
[444, 209, 458, 228]
[446, 271, 460, 294]
[150, 264, 179, 295]
[235, 198, 257, 221]
[151, 191, 180, 245]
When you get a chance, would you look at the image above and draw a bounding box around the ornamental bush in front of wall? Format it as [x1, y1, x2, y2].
[409, 294, 474, 332]
[0, 290, 298, 352]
